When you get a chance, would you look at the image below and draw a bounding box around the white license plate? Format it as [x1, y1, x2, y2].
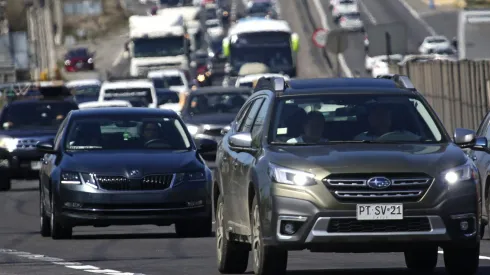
[356, 204, 403, 220]
[31, 161, 42, 170]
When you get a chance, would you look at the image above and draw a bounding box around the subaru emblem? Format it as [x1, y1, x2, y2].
[366, 177, 392, 189]
[129, 170, 140, 177]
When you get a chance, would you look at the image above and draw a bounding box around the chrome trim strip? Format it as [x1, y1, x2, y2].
[305, 216, 446, 243]
[63, 205, 205, 212]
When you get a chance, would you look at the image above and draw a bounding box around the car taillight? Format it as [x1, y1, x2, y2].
[197, 65, 207, 74]
[340, 17, 346, 23]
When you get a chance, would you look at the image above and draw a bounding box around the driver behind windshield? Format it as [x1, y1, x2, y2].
[354, 104, 392, 140]
[141, 122, 161, 143]
[287, 111, 327, 143]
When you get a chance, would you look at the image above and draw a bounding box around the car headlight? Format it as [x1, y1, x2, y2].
[442, 161, 478, 185]
[0, 136, 18, 152]
[173, 171, 206, 187]
[61, 171, 97, 188]
[269, 163, 316, 186]
[187, 124, 199, 136]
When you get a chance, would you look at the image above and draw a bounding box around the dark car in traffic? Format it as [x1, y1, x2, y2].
[181, 87, 251, 158]
[214, 75, 484, 275]
[64, 48, 95, 72]
[37, 108, 216, 239]
[0, 82, 78, 191]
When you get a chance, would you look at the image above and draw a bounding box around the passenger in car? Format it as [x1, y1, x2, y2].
[287, 111, 328, 143]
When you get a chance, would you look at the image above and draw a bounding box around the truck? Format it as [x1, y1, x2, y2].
[127, 14, 191, 77]
[457, 9, 490, 60]
[157, 6, 204, 52]
[222, 18, 299, 78]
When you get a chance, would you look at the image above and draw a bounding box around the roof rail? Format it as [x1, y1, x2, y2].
[253, 76, 288, 95]
[376, 74, 415, 90]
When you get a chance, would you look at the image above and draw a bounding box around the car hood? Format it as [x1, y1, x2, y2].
[268, 143, 467, 177]
[62, 150, 202, 175]
[182, 113, 237, 126]
[0, 129, 58, 138]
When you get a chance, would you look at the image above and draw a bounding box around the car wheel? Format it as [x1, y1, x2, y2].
[0, 176, 11, 191]
[251, 196, 287, 275]
[175, 215, 213, 238]
[50, 200, 72, 240]
[40, 189, 51, 237]
[404, 245, 438, 271]
[443, 243, 479, 275]
[216, 193, 249, 274]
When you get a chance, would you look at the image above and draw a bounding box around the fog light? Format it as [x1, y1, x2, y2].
[460, 221, 469, 231]
[283, 223, 296, 235]
[187, 200, 203, 207]
[64, 202, 82, 208]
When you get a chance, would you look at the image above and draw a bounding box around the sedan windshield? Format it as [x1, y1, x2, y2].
[65, 116, 191, 151]
[270, 94, 445, 144]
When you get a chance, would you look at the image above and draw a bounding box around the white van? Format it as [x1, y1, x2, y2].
[98, 78, 158, 108]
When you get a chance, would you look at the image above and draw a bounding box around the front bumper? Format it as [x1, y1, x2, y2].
[55, 181, 211, 226]
[0, 149, 44, 177]
[264, 193, 480, 252]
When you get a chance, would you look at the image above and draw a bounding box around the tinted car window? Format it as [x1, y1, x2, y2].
[239, 98, 264, 132]
[69, 85, 100, 96]
[188, 92, 250, 115]
[0, 101, 78, 130]
[151, 76, 184, 88]
[65, 116, 191, 150]
[68, 48, 89, 57]
[103, 88, 153, 107]
[271, 94, 445, 143]
[157, 91, 180, 105]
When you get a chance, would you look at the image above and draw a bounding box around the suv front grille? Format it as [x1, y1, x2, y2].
[323, 173, 433, 203]
[96, 175, 174, 191]
[327, 217, 431, 233]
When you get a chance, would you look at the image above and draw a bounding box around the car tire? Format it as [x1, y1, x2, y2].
[443, 243, 479, 275]
[216, 193, 249, 274]
[40, 189, 51, 237]
[404, 245, 438, 272]
[251, 196, 287, 275]
[50, 200, 72, 240]
[175, 215, 213, 238]
[0, 176, 11, 191]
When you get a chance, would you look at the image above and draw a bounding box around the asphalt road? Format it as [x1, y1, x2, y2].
[3, 1, 489, 275]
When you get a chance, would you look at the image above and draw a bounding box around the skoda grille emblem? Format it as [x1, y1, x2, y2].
[129, 170, 140, 177]
[367, 177, 392, 189]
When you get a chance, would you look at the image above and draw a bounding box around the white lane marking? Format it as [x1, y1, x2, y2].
[358, 0, 377, 24]
[397, 0, 437, 35]
[438, 250, 490, 260]
[312, 0, 353, 77]
[112, 50, 125, 67]
[0, 249, 145, 275]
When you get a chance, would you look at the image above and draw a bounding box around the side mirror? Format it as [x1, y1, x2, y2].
[452, 38, 458, 48]
[124, 42, 129, 52]
[36, 140, 56, 154]
[454, 128, 476, 148]
[196, 139, 217, 153]
[220, 125, 231, 136]
[229, 132, 252, 148]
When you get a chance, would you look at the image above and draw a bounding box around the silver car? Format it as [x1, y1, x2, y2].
[338, 12, 364, 31]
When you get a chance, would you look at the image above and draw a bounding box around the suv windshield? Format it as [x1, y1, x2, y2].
[103, 88, 153, 107]
[188, 92, 250, 115]
[1, 101, 78, 130]
[270, 94, 445, 144]
[65, 116, 191, 151]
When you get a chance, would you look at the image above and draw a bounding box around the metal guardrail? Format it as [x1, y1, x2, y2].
[390, 60, 490, 133]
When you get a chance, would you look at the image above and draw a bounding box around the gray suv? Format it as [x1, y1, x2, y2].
[213, 75, 485, 275]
